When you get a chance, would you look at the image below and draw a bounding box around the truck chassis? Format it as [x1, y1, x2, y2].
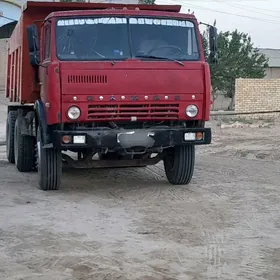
[6, 105, 211, 190]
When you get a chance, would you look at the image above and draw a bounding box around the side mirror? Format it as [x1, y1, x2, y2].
[26, 24, 40, 66]
[209, 26, 218, 63]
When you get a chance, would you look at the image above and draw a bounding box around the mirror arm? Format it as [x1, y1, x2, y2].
[199, 21, 212, 28]
[39, 64, 48, 69]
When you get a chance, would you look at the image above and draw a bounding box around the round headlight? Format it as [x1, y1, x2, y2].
[67, 106, 81, 120]
[186, 105, 198, 118]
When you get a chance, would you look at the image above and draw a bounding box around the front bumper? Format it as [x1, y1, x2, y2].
[52, 127, 211, 150]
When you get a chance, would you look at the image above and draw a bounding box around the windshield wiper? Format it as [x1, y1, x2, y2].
[90, 50, 106, 59]
[134, 55, 185, 66]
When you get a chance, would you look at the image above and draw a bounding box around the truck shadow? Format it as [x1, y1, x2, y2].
[2, 160, 197, 203]
[60, 165, 170, 195]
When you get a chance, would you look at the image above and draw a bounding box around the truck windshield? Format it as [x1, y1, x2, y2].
[56, 17, 199, 61]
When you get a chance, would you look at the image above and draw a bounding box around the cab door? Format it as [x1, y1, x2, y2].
[39, 23, 51, 106]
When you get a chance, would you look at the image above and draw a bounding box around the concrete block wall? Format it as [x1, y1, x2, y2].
[0, 39, 8, 90]
[235, 78, 280, 114]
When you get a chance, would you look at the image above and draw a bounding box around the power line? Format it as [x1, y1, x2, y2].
[157, 0, 280, 24]
[0, 15, 18, 22]
[221, 2, 280, 19]
[221, 2, 280, 13]
[171, 0, 266, 2]
[185, 2, 280, 24]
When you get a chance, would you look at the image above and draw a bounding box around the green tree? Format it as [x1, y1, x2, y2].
[204, 29, 268, 107]
[201, 32, 209, 59]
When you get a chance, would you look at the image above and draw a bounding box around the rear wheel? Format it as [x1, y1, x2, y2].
[14, 118, 35, 172]
[6, 111, 18, 163]
[36, 126, 62, 190]
[163, 145, 195, 185]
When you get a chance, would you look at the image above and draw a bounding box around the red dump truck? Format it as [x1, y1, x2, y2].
[5, 1, 217, 190]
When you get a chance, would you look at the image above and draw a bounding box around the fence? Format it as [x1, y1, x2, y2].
[234, 78, 280, 118]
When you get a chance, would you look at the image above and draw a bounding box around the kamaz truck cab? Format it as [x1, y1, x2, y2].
[5, 2, 217, 190]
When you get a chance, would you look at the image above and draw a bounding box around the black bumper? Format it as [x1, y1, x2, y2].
[52, 127, 211, 150]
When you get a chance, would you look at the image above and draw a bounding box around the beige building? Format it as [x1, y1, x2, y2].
[259, 48, 280, 79]
[0, 0, 21, 90]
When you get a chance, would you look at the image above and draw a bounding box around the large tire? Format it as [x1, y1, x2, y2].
[36, 126, 62, 190]
[6, 111, 18, 163]
[163, 145, 195, 185]
[14, 118, 35, 172]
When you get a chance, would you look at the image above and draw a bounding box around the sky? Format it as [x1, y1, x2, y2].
[156, 0, 280, 49]
[1, 0, 279, 49]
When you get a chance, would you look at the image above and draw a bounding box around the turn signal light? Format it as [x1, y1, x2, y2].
[62, 135, 71, 144]
[196, 132, 204, 141]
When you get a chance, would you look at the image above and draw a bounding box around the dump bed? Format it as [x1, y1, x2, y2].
[6, 1, 182, 104]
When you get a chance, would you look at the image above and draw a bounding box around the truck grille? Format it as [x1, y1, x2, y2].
[87, 104, 179, 120]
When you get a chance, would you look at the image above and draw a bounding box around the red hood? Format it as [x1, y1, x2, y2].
[57, 61, 210, 123]
[60, 61, 205, 99]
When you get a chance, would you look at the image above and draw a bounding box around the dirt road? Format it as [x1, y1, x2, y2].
[0, 93, 280, 279]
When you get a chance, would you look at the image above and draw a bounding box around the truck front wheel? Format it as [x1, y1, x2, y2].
[14, 118, 35, 172]
[36, 127, 62, 191]
[163, 145, 195, 185]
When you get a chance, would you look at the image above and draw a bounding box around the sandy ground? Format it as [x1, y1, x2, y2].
[0, 92, 280, 280]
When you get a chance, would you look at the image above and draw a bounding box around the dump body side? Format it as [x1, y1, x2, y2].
[6, 9, 53, 104]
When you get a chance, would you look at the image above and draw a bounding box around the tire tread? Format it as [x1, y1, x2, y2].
[38, 127, 61, 191]
[164, 145, 195, 185]
[14, 118, 35, 172]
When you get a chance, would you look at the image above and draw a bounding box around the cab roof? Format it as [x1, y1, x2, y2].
[22, 1, 197, 26]
[23, 1, 182, 13]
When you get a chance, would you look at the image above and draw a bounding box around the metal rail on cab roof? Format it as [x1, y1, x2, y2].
[22, 1, 181, 13]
